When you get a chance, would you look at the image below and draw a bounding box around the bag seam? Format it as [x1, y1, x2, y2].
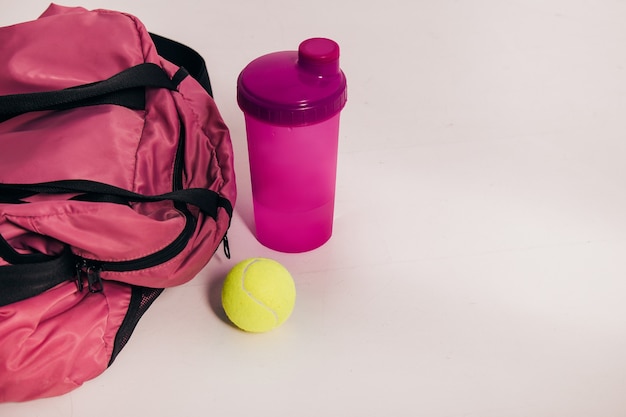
[173, 86, 226, 188]
[127, 12, 151, 194]
[110, 9, 155, 193]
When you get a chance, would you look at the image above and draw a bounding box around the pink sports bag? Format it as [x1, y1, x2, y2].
[0, 4, 236, 402]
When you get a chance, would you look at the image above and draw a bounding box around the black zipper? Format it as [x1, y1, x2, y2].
[75, 117, 198, 292]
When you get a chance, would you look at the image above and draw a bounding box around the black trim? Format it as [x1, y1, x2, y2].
[0, 181, 231, 220]
[150, 33, 213, 97]
[108, 286, 164, 366]
[0, 233, 54, 264]
[101, 205, 197, 272]
[0, 63, 179, 123]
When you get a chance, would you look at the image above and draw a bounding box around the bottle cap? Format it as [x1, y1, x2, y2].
[237, 38, 347, 126]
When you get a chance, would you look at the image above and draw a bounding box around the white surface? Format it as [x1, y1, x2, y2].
[2, 1, 626, 416]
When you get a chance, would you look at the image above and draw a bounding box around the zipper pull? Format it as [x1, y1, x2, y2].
[86, 265, 103, 293]
[75, 260, 85, 292]
[222, 233, 231, 259]
[75, 260, 104, 293]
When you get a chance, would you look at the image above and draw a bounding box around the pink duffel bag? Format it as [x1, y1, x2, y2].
[0, 4, 236, 402]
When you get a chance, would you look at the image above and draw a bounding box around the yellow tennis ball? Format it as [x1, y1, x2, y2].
[221, 258, 296, 333]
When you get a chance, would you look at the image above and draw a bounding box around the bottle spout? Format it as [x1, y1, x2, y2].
[298, 38, 341, 77]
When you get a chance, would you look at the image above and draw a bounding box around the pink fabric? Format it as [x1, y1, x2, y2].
[0, 4, 236, 402]
[1, 5, 150, 95]
[0, 280, 132, 402]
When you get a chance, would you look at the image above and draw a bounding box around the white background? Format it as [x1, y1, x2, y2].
[2, 1, 626, 416]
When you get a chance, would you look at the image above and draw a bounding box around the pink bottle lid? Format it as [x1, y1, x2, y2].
[237, 38, 347, 126]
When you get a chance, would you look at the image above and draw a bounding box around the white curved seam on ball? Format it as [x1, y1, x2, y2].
[240, 259, 280, 325]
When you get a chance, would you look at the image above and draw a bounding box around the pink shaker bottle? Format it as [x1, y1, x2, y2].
[237, 38, 348, 252]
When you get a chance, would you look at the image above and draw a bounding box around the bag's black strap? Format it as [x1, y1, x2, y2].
[0, 180, 233, 220]
[150, 33, 213, 96]
[0, 232, 55, 264]
[0, 63, 180, 123]
[0, 247, 76, 307]
[0, 34, 211, 123]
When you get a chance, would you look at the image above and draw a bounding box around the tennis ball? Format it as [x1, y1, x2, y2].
[221, 258, 296, 333]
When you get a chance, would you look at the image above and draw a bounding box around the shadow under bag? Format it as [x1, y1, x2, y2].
[0, 4, 236, 402]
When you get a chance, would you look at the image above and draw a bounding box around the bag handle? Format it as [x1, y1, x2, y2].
[0, 63, 180, 122]
[0, 34, 212, 123]
[0, 180, 233, 220]
[150, 33, 213, 96]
